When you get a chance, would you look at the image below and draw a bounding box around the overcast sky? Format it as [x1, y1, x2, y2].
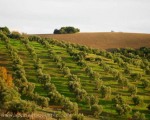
[0, 0, 150, 34]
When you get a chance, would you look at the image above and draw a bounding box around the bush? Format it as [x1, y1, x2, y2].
[100, 85, 111, 98]
[86, 95, 99, 108]
[36, 96, 49, 108]
[132, 96, 143, 105]
[75, 88, 87, 101]
[54, 26, 80, 34]
[63, 101, 78, 114]
[130, 73, 142, 81]
[72, 113, 84, 120]
[4, 100, 36, 114]
[118, 77, 129, 88]
[132, 111, 146, 120]
[91, 104, 103, 118]
[141, 79, 150, 88]
[0, 31, 8, 41]
[56, 111, 67, 120]
[95, 79, 103, 90]
[147, 104, 150, 111]
[145, 67, 150, 75]
[115, 104, 131, 115]
[128, 84, 137, 96]
[62, 67, 71, 76]
[112, 94, 124, 105]
[9, 31, 22, 39]
[28, 35, 41, 42]
[0, 26, 10, 35]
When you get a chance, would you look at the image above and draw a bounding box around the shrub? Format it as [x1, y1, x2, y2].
[141, 79, 150, 88]
[91, 72, 101, 81]
[28, 35, 41, 42]
[4, 100, 36, 114]
[124, 67, 131, 74]
[95, 79, 103, 90]
[112, 94, 124, 105]
[38, 74, 51, 85]
[56, 111, 67, 120]
[77, 60, 87, 67]
[44, 83, 56, 92]
[100, 85, 111, 98]
[86, 95, 99, 108]
[132, 96, 143, 105]
[63, 101, 78, 114]
[36, 96, 49, 108]
[62, 67, 71, 76]
[118, 77, 129, 88]
[128, 84, 137, 96]
[69, 81, 81, 90]
[68, 74, 80, 82]
[147, 104, 150, 110]
[115, 104, 131, 115]
[132, 111, 146, 120]
[145, 67, 150, 75]
[91, 104, 103, 118]
[0, 31, 8, 41]
[9, 31, 22, 39]
[48, 90, 62, 104]
[0, 26, 10, 35]
[72, 113, 84, 120]
[54, 26, 80, 34]
[75, 88, 87, 101]
[130, 73, 142, 81]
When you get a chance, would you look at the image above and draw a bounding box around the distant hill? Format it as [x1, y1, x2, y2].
[38, 32, 150, 50]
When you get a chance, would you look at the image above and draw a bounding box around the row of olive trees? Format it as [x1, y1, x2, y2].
[66, 46, 113, 100]
[73, 44, 149, 78]
[20, 38, 51, 108]
[0, 32, 35, 96]
[112, 48, 150, 75]
[1, 32, 51, 110]
[42, 37, 104, 118]
[27, 35, 79, 114]
[42, 38, 89, 102]
[34, 37, 105, 118]
[45, 35, 148, 94]
[27, 35, 148, 118]
[0, 31, 36, 115]
[0, 77, 36, 115]
[36, 35, 149, 118]
[45, 36, 149, 76]
[63, 40, 148, 116]
[6, 36, 50, 109]
[112, 93, 146, 119]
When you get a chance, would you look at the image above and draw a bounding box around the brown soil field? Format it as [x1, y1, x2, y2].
[37, 32, 150, 50]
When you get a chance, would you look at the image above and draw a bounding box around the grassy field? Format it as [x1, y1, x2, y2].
[0, 35, 150, 120]
[38, 32, 150, 50]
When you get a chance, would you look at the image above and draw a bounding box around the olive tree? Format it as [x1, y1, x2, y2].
[100, 85, 111, 99]
[91, 104, 103, 118]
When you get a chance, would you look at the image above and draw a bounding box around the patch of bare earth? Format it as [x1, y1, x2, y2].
[38, 32, 150, 50]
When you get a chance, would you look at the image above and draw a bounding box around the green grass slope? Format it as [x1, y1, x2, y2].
[0, 34, 150, 120]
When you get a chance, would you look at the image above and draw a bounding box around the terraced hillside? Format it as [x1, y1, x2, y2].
[0, 32, 150, 120]
[38, 32, 150, 50]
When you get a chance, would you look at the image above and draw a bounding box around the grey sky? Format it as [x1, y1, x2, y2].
[0, 0, 150, 34]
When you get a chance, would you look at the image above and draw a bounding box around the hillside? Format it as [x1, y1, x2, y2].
[0, 32, 150, 120]
[38, 32, 150, 50]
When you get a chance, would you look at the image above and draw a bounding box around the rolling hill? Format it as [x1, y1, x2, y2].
[0, 31, 150, 120]
[38, 32, 150, 50]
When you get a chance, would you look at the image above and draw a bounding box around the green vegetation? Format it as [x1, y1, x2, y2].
[54, 26, 80, 34]
[0, 30, 150, 120]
